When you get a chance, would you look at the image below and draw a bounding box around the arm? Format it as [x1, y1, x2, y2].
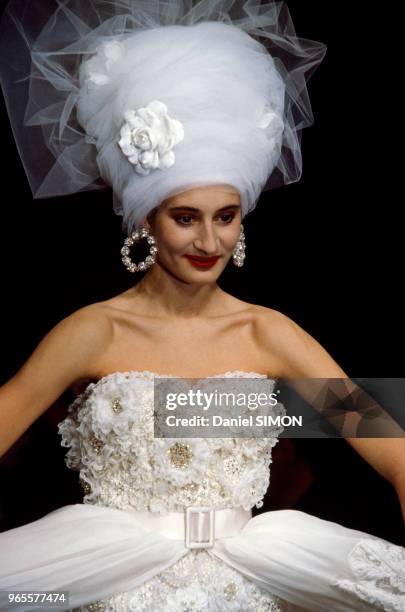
[257, 309, 405, 521]
[0, 304, 112, 458]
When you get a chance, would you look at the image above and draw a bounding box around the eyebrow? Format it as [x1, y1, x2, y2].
[169, 204, 241, 212]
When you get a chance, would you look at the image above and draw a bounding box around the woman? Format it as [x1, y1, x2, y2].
[0, 1, 404, 610]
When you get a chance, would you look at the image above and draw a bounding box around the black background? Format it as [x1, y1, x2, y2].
[0, 0, 403, 546]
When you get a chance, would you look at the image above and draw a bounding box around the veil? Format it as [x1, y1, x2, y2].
[0, 0, 327, 230]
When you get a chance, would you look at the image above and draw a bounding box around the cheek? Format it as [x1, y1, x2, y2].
[223, 228, 241, 251]
[155, 227, 191, 254]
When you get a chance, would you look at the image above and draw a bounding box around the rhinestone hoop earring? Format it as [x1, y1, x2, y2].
[232, 224, 246, 267]
[121, 227, 158, 273]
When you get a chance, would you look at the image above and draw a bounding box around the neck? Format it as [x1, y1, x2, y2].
[129, 262, 226, 319]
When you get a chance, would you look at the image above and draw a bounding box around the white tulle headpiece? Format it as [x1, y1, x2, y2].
[0, 0, 326, 233]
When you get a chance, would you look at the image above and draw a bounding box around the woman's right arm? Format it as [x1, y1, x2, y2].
[0, 305, 112, 458]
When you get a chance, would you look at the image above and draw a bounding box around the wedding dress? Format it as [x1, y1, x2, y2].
[0, 370, 404, 612]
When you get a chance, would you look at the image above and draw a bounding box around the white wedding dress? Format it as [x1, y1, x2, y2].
[0, 370, 404, 612]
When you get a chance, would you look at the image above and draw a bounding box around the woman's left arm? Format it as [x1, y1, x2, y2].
[259, 309, 405, 523]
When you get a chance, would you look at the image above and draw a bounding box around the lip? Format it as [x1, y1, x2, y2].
[184, 255, 221, 268]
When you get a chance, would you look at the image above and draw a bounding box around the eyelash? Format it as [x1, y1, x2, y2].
[174, 213, 236, 225]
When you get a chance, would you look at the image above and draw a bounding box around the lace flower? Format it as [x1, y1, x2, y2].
[210, 566, 257, 611]
[152, 438, 211, 487]
[164, 584, 209, 612]
[87, 377, 154, 438]
[57, 395, 84, 471]
[118, 100, 184, 175]
[333, 538, 405, 611]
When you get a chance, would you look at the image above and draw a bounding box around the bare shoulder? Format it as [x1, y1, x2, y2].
[60, 301, 116, 368]
[251, 306, 300, 354]
[252, 305, 348, 377]
[16, 302, 113, 387]
[253, 305, 310, 343]
[55, 301, 113, 346]
[3, 301, 114, 418]
[0, 303, 115, 456]
[216, 294, 266, 318]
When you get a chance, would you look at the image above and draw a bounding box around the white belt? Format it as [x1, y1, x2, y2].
[129, 506, 252, 549]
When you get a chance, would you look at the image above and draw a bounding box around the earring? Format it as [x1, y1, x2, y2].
[232, 224, 246, 267]
[121, 226, 158, 272]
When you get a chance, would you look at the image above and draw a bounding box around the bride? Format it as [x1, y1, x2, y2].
[0, 1, 404, 611]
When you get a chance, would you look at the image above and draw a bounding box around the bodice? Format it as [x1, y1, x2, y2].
[58, 370, 286, 515]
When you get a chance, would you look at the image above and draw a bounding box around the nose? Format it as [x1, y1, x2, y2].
[193, 222, 220, 255]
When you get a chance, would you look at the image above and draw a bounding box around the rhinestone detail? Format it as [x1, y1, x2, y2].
[111, 397, 123, 414]
[224, 581, 238, 601]
[168, 442, 194, 468]
[89, 434, 104, 454]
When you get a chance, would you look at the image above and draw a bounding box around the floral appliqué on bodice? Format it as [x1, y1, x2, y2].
[58, 370, 285, 516]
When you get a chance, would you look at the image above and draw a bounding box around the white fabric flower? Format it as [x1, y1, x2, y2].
[210, 567, 256, 612]
[118, 100, 184, 175]
[230, 462, 270, 510]
[258, 109, 284, 138]
[164, 584, 210, 612]
[153, 438, 211, 486]
[81, 40, 124, 91]
[87, 378, 154, 438]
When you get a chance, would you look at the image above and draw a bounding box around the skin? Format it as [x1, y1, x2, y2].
[0, 183, 404, 522]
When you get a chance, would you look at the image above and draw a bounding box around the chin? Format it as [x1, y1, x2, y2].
[181, 266, 223, 284]
[186, 269, 221, 281]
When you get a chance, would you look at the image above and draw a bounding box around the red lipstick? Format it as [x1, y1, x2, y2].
[184, 255, 220, 269]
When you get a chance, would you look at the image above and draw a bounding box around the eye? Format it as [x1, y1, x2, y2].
[218, 212, 235, 223]
[174, 214, 195, 225]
